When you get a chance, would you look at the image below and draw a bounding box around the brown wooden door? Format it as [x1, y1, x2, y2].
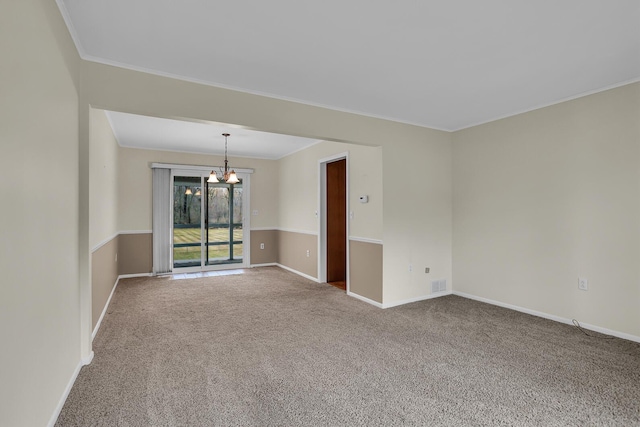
[326, 159, 346, 284]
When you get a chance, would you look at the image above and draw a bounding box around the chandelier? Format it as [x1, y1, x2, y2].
[208, 133, 239, 184]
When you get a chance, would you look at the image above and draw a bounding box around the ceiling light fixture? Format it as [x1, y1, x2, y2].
[208, 133, 239, 184]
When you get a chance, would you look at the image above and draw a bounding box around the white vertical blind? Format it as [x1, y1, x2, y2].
[152, 167, 172, 274]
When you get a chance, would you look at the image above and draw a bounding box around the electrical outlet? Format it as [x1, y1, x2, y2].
[260, 243, 265, 250]
[578, 277, 588, 291]
[425, 267, 430, 273]
[306, 250, 310, 257]
[252, 210, 259, 216]
[409, 264, 413, 272]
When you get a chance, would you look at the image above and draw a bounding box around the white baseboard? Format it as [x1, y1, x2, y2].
[382, 290, 453, 309]
[119, 273, 153, 279]
[347, 291, 384, 308]
[250, 263, 278, 268]
[92, 278, 120, 341]
[47, 358, 83, 427]
[276, 263, 320, 283]
[82, 351, 94, 366]
[453, 291, 640, 344]
[346, 290, 452, 309]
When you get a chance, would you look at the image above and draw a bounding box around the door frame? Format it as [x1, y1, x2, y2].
[318, 152, 349, 291]
[169, 165, 252, 272]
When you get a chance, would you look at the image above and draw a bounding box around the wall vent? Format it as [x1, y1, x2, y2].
[431, 279, 447, 293]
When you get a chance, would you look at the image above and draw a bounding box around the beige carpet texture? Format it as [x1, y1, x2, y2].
[56, 267, 640, 426]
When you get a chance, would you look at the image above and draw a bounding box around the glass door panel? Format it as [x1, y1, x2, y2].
[173, 176, 202, 268]
[206, 180, 243, 265]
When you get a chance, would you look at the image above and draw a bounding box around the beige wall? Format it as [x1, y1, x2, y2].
[278, 140, 383, 240]
[349, 240, 383, 303]
[118, 146, 279, 232]
[90, 109, 119, 248]
[279, 231, 318, 278]
[89, 108, 120, 337]
[382, 132, 453, 303]
[250, 230, 279, 264]
[0, 1, 82, 426]
[118, 232, 153, 274]
[452, 82, 640, 337]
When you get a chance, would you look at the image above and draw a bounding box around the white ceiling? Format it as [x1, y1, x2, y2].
[105, 111, 320, 159]
[60, 0, 640, 133]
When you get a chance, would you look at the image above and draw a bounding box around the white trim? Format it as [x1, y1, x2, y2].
[276, 139, 325, 160]
[119, 273, 153, 279]
[317, 152, 350, 165]
[276, 263, 320, 283]
[251, 263, 278, 268]
[47, 359, 83, 427]
[91, 231, 153, 253]
[347, 291, 384, 308]
[91, 233, 119, 253]
[151, 162, 254, 173]
[382, 291, 453, 309]
[55, 1, 86, 57]
[78, 55, 451, 132]
[250, 227, 319, 236]
[453, 291, 640, 344]
[82, 351, 94, 366]
[117, 140, 323, 161]
[317, 152, 350, 286]
[348, 236, 383, 245]
[92, 278, 119, 341]
[119, 230, 152, 235]
[278, 228, 319, 236]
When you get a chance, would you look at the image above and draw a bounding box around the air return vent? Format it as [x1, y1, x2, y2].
[431, 279, 447, 293]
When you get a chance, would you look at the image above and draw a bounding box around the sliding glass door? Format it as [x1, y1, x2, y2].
[172, 172, 248, 271]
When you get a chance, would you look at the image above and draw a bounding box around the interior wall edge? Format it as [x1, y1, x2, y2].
[91, 236, 119, 328]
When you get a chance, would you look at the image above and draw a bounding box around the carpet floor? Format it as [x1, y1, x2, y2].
[56, 267, 640, 426]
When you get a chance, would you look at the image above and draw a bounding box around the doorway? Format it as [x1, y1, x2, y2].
[326, 159, 347, 289]
[172, 172, 248, 271]
[318, 153, 348, 291]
